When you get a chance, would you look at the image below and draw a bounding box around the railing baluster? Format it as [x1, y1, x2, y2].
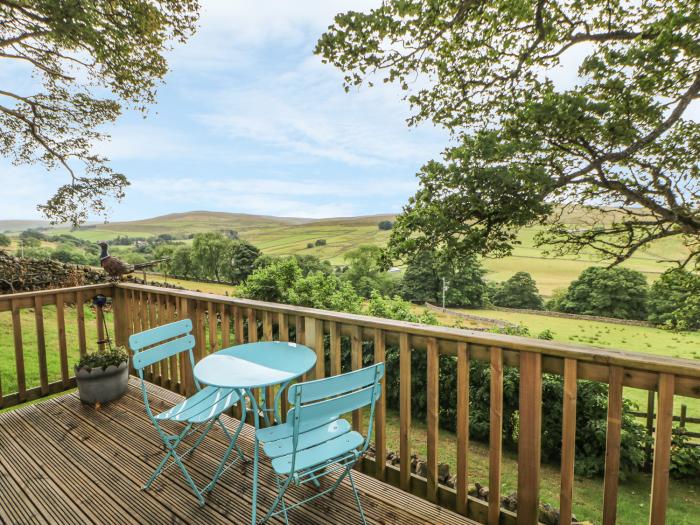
[278, 313, 289, 342]
[247, 308, 258, 343]
[456, 342, 469, 515]
[208, 301, 218, 355]
[295, 316, 304, 344]
[399, 332, 411, 491]
[559, 358, 577, 525]
[374, 328, 386, 481]
[156, 294, 167, 386]
[602, 366, 624, 525]
[11, 299, 26, 401]
[426, 337, 439, 503]
[150, 293, 161, 382]
[488, 346, 503, 525]
[33, 295, 49, 396]
[220, 303, 230, 348]
[96, 299, 105, 353]
[76, 291, 87, 357]
[55, 293, 69, 389]
[649, 373, 675, 525]
[168, 296, 179, 391]
[517, 351, 542, 525]
[351, 325, 362, 432]
[263, 311, 274, 417]
[233, 306, 243, 344]
[330, 321, 341, 376]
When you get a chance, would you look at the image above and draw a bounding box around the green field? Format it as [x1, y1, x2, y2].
[13, 209, 686, 295]
[452, 308, 700, 429]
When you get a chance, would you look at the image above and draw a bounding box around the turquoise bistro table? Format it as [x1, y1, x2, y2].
[193, 341, 317, 524]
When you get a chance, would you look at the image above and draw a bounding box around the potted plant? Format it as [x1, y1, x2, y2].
[75, 347, 130, 406]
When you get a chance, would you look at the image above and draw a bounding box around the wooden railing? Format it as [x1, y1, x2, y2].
[2, 282, 700, 525]
[0, 284, 114, 409]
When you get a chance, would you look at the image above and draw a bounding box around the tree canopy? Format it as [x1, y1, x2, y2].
[317, 1, 700, 266]
[551, 266, 648, 320]
[647, 268, 700, 329]
[490, 271, 544, 309]
[0, 0, 199, 225]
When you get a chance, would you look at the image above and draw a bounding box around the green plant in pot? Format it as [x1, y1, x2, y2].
[75, 347, 130, 406]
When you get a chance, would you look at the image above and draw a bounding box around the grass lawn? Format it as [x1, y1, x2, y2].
[0, 304, 111, 394]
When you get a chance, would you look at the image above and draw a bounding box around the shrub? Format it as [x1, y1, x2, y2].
[76, 347, 129, 372]
[0, 233, 10, 247]
[306, 242, 314, 249]
[378, 220, 394, 230]
[670, 429, 700, 479]
[315, 239, 327, 246]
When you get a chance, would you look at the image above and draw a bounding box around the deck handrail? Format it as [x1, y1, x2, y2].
[2, 282, 699, 525]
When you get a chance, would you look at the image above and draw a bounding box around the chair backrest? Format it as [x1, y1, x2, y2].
[286, 363, 384, 468]
[129, 318, 195, 371]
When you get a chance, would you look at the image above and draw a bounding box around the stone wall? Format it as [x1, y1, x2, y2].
[490, 305, 652, 327]
[0, 251, 107, 294]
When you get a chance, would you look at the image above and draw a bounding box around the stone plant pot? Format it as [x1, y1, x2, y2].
[75, 360, 129, 405]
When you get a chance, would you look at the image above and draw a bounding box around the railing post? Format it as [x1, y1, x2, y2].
[399, 332, 412, 491]
[374, 329, 386, 481]
[603, 366, 624, 525]
[517, 351, 542, 525]
[456, 342, 470, 515]
[488, 346, 503, 525]
[426, 337, 439, 503]
[559, 358, 577, 525]
[649, 374, 675, 525]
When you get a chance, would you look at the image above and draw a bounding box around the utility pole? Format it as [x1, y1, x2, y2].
[442, 277, 448, 310]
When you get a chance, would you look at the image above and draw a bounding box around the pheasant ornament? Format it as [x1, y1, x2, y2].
[98, 242, 168, 280]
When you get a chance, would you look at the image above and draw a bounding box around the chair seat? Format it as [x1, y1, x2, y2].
[270, 430, 364, 475]
[155, 386, 240, 424]
[260, 419, 352, 458]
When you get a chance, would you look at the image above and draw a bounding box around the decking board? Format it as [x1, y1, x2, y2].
[0, 380, 479, 525]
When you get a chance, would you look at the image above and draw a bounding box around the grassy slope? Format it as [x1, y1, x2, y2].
[45, 210, 690, 294]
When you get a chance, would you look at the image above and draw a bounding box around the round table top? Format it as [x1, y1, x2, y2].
[193, 341, 317, 389]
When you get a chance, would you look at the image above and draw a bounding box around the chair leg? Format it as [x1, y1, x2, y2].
[258, 476, 293, 525]
[204, 412, 247, 494]
[348, 469, 368, 525]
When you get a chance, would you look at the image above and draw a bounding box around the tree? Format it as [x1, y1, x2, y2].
[292, 254, 333, 276]
[287, 272, 363, 313]
[490, 272, 544, 309]
[378, 220, 393, 231]
[170, 245, 196, 278]
[315, 239, 327, 247]
[1, 1, 199, 225]
[192, 232, 232, 282]
[317, 2, 700, 267]
[50, 246, 90, 265]
[553, 266, 648, 320]
[225, 240, 261, 284]
[342, 245, 394, 297]
[401, 250, 486, 307]
[240, 257, 302, 303]
[0, 233, 10, 247]
[647, 268, 700, 330]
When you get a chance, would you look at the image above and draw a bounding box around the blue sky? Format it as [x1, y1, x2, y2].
[0, 1, 447, 222]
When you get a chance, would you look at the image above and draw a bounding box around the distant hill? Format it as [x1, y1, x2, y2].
[7, 209, 690, 296]
[0, 220, 57, 232]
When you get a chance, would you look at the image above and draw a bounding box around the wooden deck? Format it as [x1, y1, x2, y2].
[0, 378, 476, 525]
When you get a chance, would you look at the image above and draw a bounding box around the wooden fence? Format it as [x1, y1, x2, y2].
[2, 282, 700, 525]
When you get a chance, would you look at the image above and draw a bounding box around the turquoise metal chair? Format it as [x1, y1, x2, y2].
[129, 319, 247, 506]
[256, 362, 385, 524]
